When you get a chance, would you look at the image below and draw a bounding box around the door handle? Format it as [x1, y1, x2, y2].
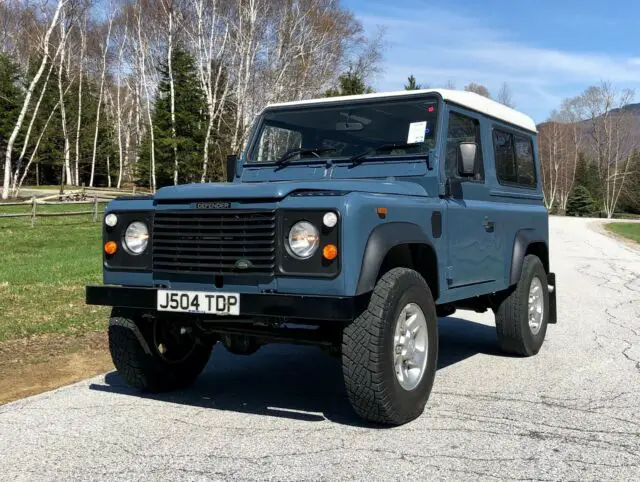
[483, 217, 495, 231]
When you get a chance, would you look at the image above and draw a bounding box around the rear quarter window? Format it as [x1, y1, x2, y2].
[493, 129, 537, 188]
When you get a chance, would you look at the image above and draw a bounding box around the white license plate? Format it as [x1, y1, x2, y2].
[157, 290, 240, 316]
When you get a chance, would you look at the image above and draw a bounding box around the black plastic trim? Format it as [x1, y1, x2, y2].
[104, 211, 153, 271]
[431, 211, 442, 238]
[548, 272, 557, 324]
[86, 285, 366, 322]
[509, 229, 547, 285]
[355, 222, 434, 295]
[277, 209, 340, 278]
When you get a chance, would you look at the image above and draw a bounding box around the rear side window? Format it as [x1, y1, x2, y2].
[493, 129, 536, 188]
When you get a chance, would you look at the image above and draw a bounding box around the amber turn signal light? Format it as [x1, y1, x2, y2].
[322, 244, 338, 261]
[104, 241, 118, 256]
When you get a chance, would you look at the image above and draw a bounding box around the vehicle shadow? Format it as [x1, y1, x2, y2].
[90, 316, 506, 427]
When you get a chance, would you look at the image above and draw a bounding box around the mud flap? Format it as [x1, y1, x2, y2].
[548, 273, 557, 324]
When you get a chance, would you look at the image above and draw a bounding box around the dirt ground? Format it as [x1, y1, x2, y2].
[0, 331, 113, 405]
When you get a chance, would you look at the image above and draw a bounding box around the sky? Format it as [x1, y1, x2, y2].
[343, 0, 640, 122]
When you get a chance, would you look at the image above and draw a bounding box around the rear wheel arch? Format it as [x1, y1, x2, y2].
[509, 230, 549, 286]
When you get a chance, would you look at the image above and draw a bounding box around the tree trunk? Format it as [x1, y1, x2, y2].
[74, 20, 86, 187]
[135, 82, 141, 172]
[166, 3, 179, 185]
[137, 3, 156, 192]
[123, 108, 133, 185]
[57, 17, 72, 187]
[10, 45, 61, 196]
[89, 14, 113, 187]
[106, 155, 111, 188]
[2, 0, 65, 199]
[17, 103, 61, 196]
[116, 24, 128, 189]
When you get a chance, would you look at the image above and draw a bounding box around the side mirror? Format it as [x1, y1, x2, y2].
[458, 142, 477, 176]
[226, 154, 237, 182]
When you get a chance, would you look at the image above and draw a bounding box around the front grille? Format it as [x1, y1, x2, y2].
[152, 210, 276, 276]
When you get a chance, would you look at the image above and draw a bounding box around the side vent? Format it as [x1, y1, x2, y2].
[431, 211, 442, 239]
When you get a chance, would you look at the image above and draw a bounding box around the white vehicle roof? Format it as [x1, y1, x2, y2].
[264, 88, 537, 133]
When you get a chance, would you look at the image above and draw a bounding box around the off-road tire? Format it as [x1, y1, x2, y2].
[108, 309, 213, 392]
[342, 268, 438, 425]
[495, 255, 549, 356]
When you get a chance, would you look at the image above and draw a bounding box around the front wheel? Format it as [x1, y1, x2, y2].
[108, 309, 213, 392]
[342, 268, 438, 425]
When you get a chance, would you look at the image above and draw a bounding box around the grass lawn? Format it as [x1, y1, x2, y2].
[605, 223, 640, 244]
[0, 203, 109, 342]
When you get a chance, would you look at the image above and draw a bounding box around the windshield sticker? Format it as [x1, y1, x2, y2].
[407, 121, 427, 144]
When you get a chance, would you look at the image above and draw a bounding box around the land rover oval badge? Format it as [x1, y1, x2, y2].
[235, 259, 252, 270]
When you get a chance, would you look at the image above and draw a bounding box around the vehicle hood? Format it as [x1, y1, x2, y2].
[154, 179, 429, 201]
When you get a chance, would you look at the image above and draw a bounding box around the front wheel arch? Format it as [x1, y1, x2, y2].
[355, 222, 438, 299]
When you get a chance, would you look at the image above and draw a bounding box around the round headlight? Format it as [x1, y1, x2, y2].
[104, 213, 118, 227]
[288, 221, 319, 259]
[124, 222, 149, 255]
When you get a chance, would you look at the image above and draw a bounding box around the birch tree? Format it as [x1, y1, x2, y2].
[136, 0, 157, 192]
[189, 0, 232, 181]
[15, 80, 75, 196]
[2, 0, 66, 199]
[74, 14, 87, 186]
[89, 6, 114, 187]
[538, 119, 564, 210]
[159, 0, 180, 185]
[9, 41, 64, 195]
[2, 0, 385, 189]
[555, 99, 582, 212]
[230, 0, 264, 152]
[580, 83, 637, 218]
[57, 8, 73, 186]
[496, 82, 515, 108]
[115, 17, 129, 188]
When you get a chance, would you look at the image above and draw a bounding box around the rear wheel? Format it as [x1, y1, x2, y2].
[342, 268, 438, 425]
[108, 309, 213, 392]
[495, 255, 549, 356]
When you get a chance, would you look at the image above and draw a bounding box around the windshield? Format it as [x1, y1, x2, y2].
[248, 96, 439, 163]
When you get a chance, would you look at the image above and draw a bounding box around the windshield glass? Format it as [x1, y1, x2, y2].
[248, 96, 439, 163]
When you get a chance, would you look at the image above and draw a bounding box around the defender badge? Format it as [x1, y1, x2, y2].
[195, 201, 230, 209]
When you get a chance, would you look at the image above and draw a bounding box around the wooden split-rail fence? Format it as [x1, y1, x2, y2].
[0, 186, 145, 227]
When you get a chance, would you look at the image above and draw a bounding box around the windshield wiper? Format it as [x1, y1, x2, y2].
[276, 148, 337, 165]
[349, 142, 423, 165]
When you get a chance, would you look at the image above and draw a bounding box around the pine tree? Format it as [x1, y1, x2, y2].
[0, 54, 25, 174]
[404, 75, 421, 90]
[138, 49, 207, 187]
[325, 70, 374, 97]
[574, 152, 603, 213]
[566, 185, 594, 217]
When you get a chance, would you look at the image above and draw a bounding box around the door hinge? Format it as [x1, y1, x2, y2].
[446, 266, 454, 285]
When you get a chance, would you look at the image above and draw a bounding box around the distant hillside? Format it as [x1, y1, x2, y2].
[537, 102, 640, 131]
[611, 102, 640, 117]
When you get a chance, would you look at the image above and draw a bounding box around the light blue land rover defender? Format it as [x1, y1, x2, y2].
[87, 89, 557, 425]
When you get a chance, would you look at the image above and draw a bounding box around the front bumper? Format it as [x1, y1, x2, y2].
[85, 285, 365, 322]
